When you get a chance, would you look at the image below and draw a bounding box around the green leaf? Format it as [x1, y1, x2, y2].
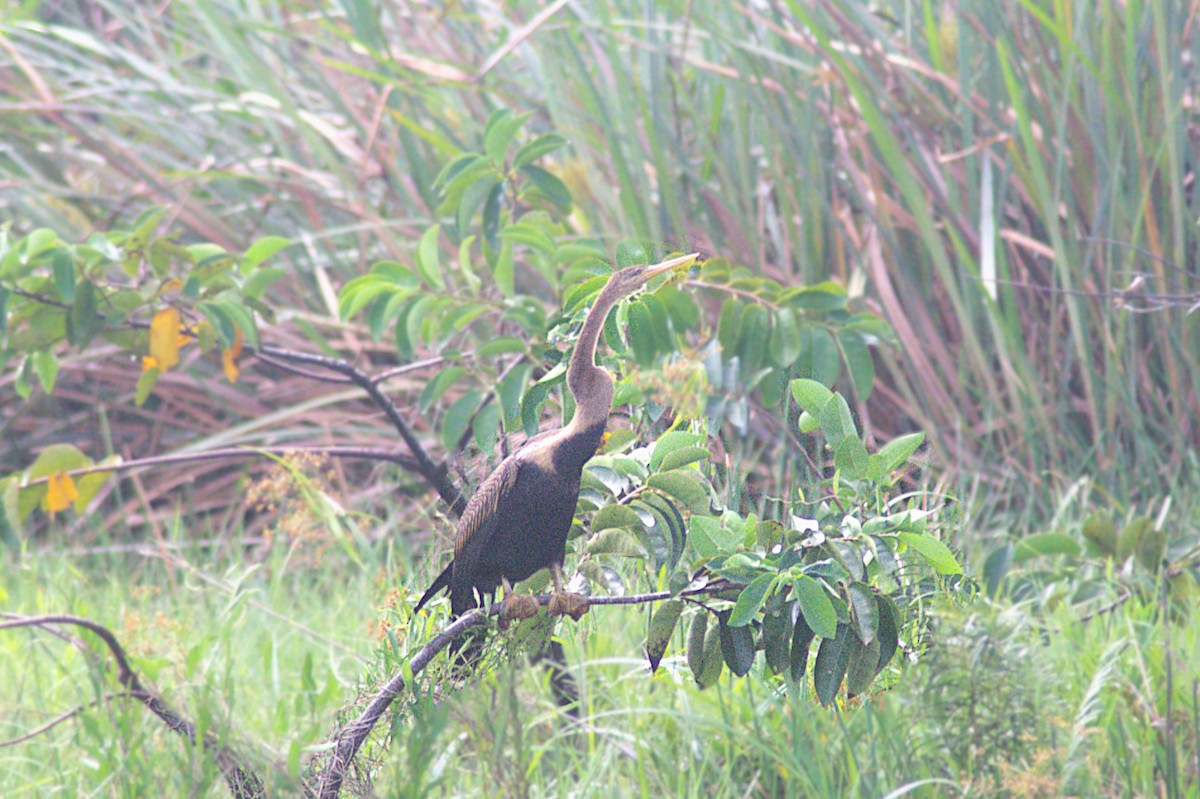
[898, 532, 962, 574]
[790, 281, 848, 312]
[798, 326, 839, 386]
[585, 528, 646, 558]
[789, 609, 816, 683]
[650, 431, 706, 471]
[792, 575, 837, 639]
[1013, 532, 1082, 563]
[790, 378, 834, 415]
[418, 366, 466, 413]
[837, 329, 874, 399]
[1117, 517, 1152, 561]
[73, 455, 118, 515]
[718, 611, 755, 677]
[416, 225, 445, 290]
[31, 349, 58, 394]
[819, 393, 857, 445]
[496, 363, 532, 429]
[457, 175, 500, 239]
[493, 239, 515, 297]
[484, 109, 529, 165]
[736, 304, 770, 373]
[498, 223, 556, 255]
[433, 152, 483, 190]
[769, 307, 800, 367]
[696, 620, 725, 688]
[644, 599, 683, 673]
[512, 133, 568, 169]
[846, 582, 879, 645]
[717, 299, 743, 354]
[592, 503, 644, 532]
[833, 437, 870, 479]
[687, 611, 708, 676]
[874, 595, 900, 676]
[689, 516, 740, 559]
[242, 235, 291, 269]
[134, 367, 159, 407]
[471, 403, 501, 453]
[1135, 526, 1167, 573]
[647, 469, 710, 514]
[813, 624, 852, 705]
[626, 300, 657, 367]
[658, 445, 710, 471]
[242, 267, 285, 300]
[1, 478, 22, 546]
[0, 286, 8, 341]
[729, 573, 774, 627]
[519, 165, 572, 212]
[1082, 514, 1118, 556]
[52, 249, 75, 301]
[478, 336, 526, 357]
[442, 390, 481, 451]
[656, 286, 699, 331]
[876, 432, 924, 473]
[845, 635, 881, 697]
[761, 601, 794, 675]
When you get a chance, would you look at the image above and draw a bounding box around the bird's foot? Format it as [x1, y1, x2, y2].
[497, 593, 542, 630]
[547, 591, 590, 621]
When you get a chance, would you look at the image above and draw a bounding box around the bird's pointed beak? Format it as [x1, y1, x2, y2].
[644, 252, 700, 280]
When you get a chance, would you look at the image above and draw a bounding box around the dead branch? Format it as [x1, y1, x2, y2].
[0, 614, 267, 799]
[258, 345, 465, 516]
[313, 578, 741, 798]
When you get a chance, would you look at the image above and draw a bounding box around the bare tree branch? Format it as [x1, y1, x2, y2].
[0, 614, 268, 799]
[20, 445, 420, 489]
[258, 345, 465, 516]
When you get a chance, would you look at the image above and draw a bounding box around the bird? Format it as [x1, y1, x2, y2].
[414, 252, 699, 633]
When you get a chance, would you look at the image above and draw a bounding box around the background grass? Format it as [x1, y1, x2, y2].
[2, 1, 1199, 797]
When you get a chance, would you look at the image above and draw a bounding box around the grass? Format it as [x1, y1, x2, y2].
[4, 515, 1197, 796]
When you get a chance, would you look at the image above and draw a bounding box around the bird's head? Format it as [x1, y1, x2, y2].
[599, 252, 699, 304]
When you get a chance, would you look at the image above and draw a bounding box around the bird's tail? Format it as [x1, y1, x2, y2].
[414, 561, 453, 613]
[413, 560, 487, 670]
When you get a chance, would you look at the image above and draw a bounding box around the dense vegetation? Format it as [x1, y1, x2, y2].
[2, 1, 1198, 797]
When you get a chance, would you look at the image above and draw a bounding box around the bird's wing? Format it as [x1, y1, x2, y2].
[453, 454, 523, 570]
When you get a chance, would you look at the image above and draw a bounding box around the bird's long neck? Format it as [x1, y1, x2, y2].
[564, 283, 622, 433]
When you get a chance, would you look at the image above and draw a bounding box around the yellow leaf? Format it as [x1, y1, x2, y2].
[149, 307, 182, 371]
[46, 471, 78, 518]
[222, 327, 244, 383]
[142, 355, 159, 372]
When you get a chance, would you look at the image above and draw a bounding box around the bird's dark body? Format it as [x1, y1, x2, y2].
[417, 419, 607, 616]
[413, 253, 696, 630]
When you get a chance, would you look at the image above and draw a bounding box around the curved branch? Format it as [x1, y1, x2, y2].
[314, 578, 740, 798]
[258, 345, 465, 516]
[0, 614, 266, 799]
